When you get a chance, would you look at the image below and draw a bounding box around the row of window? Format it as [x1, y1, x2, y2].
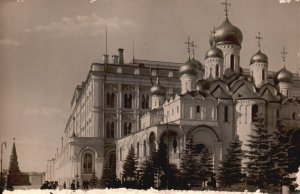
[106, 93, 150, 109]
[106, 121, 133, 138]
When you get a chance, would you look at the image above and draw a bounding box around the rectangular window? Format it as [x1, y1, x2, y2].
[224, 106, 228, 122]
[196, 105, 200, 113]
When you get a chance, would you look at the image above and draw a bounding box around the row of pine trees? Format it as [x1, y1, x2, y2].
[99, 114, 296, 192]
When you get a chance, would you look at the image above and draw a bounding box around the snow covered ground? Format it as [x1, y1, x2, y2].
[3, 188, 264, 194]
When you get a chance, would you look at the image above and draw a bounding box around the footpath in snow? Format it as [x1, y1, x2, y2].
[3, 188, 264, 194]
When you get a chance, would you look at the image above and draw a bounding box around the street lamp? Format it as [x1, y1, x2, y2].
[74, 152, 79, 189]
[1, 142, 7, 188]
[161, 114, 169, 190]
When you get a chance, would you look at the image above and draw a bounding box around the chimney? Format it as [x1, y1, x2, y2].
[103, 54, 109, 64]
[118, 48, 124, 65]
[112, 55, 119, 64]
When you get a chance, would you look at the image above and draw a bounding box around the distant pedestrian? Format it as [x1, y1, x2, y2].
[70, 180, 75, 190]
[63, 182, 66, 189]
[76, 181, 80, 189]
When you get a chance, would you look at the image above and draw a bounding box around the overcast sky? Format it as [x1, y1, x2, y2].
[0, 0, 299, 172]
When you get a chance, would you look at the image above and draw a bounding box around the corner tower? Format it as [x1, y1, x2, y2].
[209, 0, 243, 75]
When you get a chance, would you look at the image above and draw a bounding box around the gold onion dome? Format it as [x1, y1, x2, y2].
[250, 50, 268, 64]
[179, 59, 198, 75]
[209, 18, 243, 46]
[276, 67, 293, 83]
[150, 77, 166, 96]
[205, 46, 223, 59]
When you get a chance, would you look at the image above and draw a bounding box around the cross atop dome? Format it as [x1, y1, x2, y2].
[211, 26, 216, 46]
[191, 41, 197, 59]
[255, 32, 263, 51]
[184, 36, 192, 59]
[221, 0, 231, 19]
[281, 47, 288, 64]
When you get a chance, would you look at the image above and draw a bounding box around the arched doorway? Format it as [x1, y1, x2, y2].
[81, 151, 95, 181]
[160, 130, 181, 164]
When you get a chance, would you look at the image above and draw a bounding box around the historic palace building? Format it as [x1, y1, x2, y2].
[46, 2, 300, 185]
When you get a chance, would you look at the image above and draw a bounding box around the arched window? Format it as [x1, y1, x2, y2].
[110, 122, 114, 138]
[106, 93, 111, 107]
[128, 123, 132, 134]
[292, 112, 296, 120]
[124, 94, 128, 108]
[137, 142, 140, 157]
[128, 94, 132, 108]
[224, 105, 228, 122]
[124, 122, 128, 136]
[111, 93, 115, 107]
[142, 95, 146, 109]
[146, 95, 149, 109]
[230, 54, 234, 71]
[83, 153, 93, 174]
[107, 153, 116, 169]
[106, 122, 111, 138]
[216, 64, 219, 77]
[252, 104, 259, 122]
[143, 140, 147, 157]
[262, 69, 265, 81]
[120, 148, 122, 161]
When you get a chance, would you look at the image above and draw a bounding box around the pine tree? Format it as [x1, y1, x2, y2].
[218, 136, 244, 187]
[122, 146, 138, 181]
[100, 164, 116, 188]
[138, 159, 155, 189]
[152, 138, 169, 188]
[269, 122, 296, 187]
[199, 147, 214, 187]
[89, 170, 99, 186]
[244, 113, 272, 189]
[180, 135, 201, 189]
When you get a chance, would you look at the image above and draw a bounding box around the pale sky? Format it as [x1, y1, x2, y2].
[0, 0, 299, 172]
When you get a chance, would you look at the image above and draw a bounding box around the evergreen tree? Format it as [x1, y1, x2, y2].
[269, 122, 296, 187]
[152, 138, 169, 189]
[218, 136, 244, 187]
[198, 147, 214, 187]
[244, 113, 272, 189]
[138, 159, 155, 189]
[122, 146, 138, 181]
[100, 164, 117, 188]
[180, 135, 201, 189]
[89, 170, 99, 186]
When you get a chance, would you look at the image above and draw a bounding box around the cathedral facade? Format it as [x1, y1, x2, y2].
[46, 2, 300, 186]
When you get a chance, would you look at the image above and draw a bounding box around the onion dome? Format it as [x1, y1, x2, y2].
[179, 58, 198, 75]
[205, 46, 223, 59]
[250, 50, 268, 64]
[197, 79, 210, 91]
[150, 77, 166, 96]
[209, 18, 243, 46]
[192, 58, 204, 72]
[276, 67, 293, 83]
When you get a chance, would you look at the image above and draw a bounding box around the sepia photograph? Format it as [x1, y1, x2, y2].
[0, 0, 300, 193]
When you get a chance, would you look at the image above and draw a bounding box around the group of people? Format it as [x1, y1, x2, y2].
[41, 180, 89, 190]
[40, 181, 58, 190]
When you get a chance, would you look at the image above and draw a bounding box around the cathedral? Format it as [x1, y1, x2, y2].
[46, 2, 300, 186]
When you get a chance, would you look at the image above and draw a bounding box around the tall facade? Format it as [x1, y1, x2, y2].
[47, 2, 300, 186]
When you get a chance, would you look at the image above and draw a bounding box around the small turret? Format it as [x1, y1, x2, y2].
[151, 77, 166, 109]
[249, 32, 268, 87]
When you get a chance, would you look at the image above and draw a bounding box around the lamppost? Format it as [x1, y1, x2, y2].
[74, 152, 79, 189]
[161, 114, 169, 190]
[0, 142, 7, 188]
